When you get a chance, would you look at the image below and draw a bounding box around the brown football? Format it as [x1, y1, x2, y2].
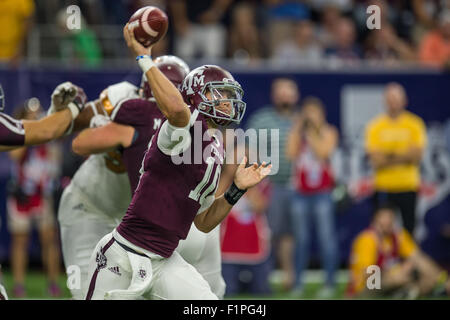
[127, 6, 168, 47]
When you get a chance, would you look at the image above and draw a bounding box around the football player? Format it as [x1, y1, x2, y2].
[83, 25, 271, 300]
[0, 82, 86, 300]
[61, 56, 225, 299]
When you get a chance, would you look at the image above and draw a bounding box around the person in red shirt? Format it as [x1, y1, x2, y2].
[286, 97, 339, 298]
[220, 176, 272, 296]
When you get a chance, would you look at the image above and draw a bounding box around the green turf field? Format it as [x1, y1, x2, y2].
[1, 269, 448, 300]
[1, 269, 348, 300]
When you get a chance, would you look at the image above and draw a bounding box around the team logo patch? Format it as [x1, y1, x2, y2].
[96, 250, 107, 270]
[108, 266, 121, 276]
[138, 269, 147, 279]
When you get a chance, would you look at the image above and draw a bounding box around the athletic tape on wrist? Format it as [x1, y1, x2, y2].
[136, 55, 155, 73]
[67, 102, 80, 119]
[224, 182, 247, 205]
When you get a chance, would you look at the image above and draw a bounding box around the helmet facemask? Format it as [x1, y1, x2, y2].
[0, 85, 4, 112]
[197, 81, 246, 127]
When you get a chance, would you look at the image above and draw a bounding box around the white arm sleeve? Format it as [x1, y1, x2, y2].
[157, 109, 198, 156]
[157, 119, 191, 156]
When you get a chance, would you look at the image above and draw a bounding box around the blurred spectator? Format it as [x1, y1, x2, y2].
[365, 83, 427, 235]
[219, 160, 272, 296]
[411, 0, 449, 35]
[271, 20, 324, 67]
[7, 101, 62, 298]
[263, 0, 311, 57]
[325, 17, 362, 63]
[316, 4, 342, 48]
[286, 97, 339, 298]
[0, 0, 35, 67]
[309, 0, 352, 12]
[246, 78, 300, 291]
[419, 10, 450, 69]
[169, 0, 232, 60]
[365, 23, 416, 64]
[228, 2, 263, 65]
[347, 204, 447, 298]
[56, 8, 103, 68]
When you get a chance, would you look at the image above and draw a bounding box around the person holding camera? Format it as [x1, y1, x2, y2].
[286, 97, 339, 298]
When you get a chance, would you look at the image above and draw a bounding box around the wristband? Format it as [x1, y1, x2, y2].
[224, 182, 247, 205]
[136, 55, 156, 73]
[67, 102, 80, 119]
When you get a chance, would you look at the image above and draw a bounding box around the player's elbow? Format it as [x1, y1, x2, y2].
[194, 215, 212, 233]
[196, 223, 212, 233]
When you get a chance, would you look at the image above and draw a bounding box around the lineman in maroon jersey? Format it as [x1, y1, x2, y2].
[83, 25, 271, 300]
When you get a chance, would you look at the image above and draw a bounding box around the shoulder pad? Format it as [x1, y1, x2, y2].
[101, 82, 139, 116]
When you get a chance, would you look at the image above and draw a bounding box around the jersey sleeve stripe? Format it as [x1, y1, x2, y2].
[0, 113, 25, 135]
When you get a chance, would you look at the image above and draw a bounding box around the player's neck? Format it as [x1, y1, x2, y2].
[206, 118, 218, 130]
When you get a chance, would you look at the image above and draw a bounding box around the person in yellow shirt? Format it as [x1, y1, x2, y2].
[347, 204, 446, 298]
[0, 0, 35, 66]
[365, 82, 427, 235]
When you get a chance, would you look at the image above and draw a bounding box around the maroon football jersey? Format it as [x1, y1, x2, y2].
[0, 113, 25, 146]
[112, 98, 164, 192]
[117, 110, 224, 258]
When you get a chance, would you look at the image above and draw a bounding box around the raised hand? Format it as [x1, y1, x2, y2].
[50, 82, 77, 112]
[49, 83, 87, 116]
[233, 156, 272, 190]
[123, 23, 152, 57]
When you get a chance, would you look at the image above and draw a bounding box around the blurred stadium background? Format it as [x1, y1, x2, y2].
[0, 0, 450, 299]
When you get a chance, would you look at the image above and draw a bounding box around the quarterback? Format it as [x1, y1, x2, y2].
[61, 56, 225, 299]
[83, 25, 271, 300]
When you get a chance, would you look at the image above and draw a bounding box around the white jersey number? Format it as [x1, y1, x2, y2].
[189, 156, 221, 205]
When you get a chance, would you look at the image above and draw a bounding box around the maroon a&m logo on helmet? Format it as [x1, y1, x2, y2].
[181, 65, 246, 127]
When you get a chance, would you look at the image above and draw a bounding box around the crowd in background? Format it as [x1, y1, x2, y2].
[0, 0, 449, 69]
[236, 78, 450, 298]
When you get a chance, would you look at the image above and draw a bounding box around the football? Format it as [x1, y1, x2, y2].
[127, 6, 168, 47]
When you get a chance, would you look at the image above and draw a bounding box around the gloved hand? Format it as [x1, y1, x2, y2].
[48, 82, 87, 117]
